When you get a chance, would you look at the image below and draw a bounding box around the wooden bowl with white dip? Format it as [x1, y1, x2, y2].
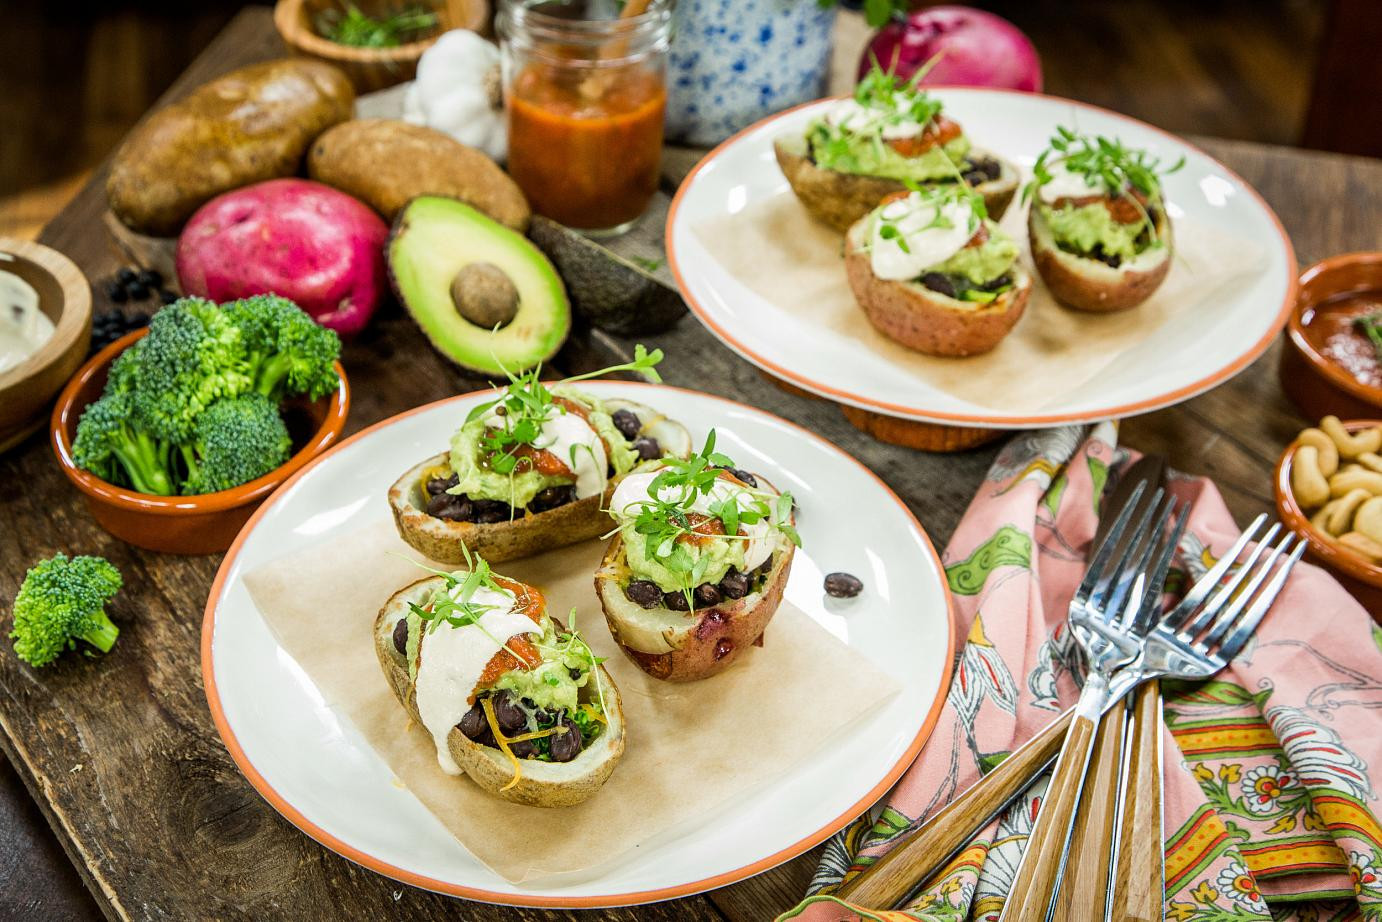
[0, 238, 91, 454]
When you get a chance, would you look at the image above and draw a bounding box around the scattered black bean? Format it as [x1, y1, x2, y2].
[624, 579, 663, 608]
[136, 268, 162, 288]
[663, 589, 690, 611]
[632, 436, 661, 460]
[392, 618, 409, 655]
[548, 715, 583, 762]
[457, 703, 487, 740]
[528, 484, 575, 513]
[491, 691, 528, 733]
[920, 272, 957, 298]
[719, 568, 749, 599]
[824, 572, 864, 598]
[694, 583, 722, 607]
[158, 289, 179, 305]
[105, 281, 129, 304]
[611, 408, 642, 441]
[90, 308, 151, 351]
[126, 281, 150, 300]
[116, 267, 137, 285]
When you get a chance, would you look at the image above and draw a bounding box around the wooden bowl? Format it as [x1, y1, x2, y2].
[274, 0, 490, 92]
[0, 238, 92, 454]
[1273, 419, 1382, 615]
[1279, 252, 1382, 421]
[51, 329, 351, 555]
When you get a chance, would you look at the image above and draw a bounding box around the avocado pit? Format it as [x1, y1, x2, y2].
[452, 261, 519, 329]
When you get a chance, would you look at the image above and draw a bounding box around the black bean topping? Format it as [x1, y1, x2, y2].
[528, 484, 575, 513]
[663, 589, 690, 611]
[426, 492, 473, 521]
[568, 667, 582, 680]
[491, 691, 528, 733]
[471, 498, 517, 524]
[548, 716, 583, 762]
[715, 465, 758, 487]
[632, 436, 661, 460]
[720, 568, 749, 599]
[509, 738, 537, 759]
[392, 618, 409, 655]
[611, 408, 642, 441]
[751, 556, 773, 579]
[920, 272, 957, 298]
[979, 274, 1013, 292]
[425, 473, 459, 496]
[624, 579, 663, 608]
[694, 583, 722, 607]
[457, 703, 487, 740]
[824, 572, 864, 598]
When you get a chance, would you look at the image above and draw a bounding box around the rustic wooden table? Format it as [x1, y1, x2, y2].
[3, 8, 1381, 922]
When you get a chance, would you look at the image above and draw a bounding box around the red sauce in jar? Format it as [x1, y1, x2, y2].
[1301, 291, 1382, 390]
[507, 64, 666, 231]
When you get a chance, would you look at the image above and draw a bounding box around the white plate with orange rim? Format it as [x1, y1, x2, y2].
[666, 88, 1297, 429]
[201, 382, 954, 907]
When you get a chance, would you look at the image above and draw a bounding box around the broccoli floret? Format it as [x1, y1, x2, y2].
[71, 390, 175, 495]
[130, 298, 252, 445]
[223, 295, 341, 403]
[10, 554, 122, 668]
[181, 393, 292, 494]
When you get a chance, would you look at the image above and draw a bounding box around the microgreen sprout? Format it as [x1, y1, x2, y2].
[868, 182, 986, 257]
[1357, 312, 1382, 364]
[1023, 126, 1184, 206]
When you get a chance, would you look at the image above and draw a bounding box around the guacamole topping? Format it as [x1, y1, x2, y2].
[491, 620, 589, 712]
[866, 185, 1017, 292]
[809, 126, 971, 183]
[1039, 202, 1154, 263]
[623, 524, 746, 592]
[932, 231, 1020, 285]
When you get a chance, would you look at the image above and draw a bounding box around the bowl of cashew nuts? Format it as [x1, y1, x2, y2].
[1275, 415, 1382, 613]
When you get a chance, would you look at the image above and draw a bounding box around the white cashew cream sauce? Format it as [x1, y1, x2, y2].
[482, 402, 609, 499]
[0, 264, 53, 376]
[868, 193, 977, 281]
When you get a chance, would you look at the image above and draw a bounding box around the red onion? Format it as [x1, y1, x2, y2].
[859, 6, 1042, 93]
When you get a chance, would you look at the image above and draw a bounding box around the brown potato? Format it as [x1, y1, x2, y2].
[774, 133, 1018, 233]
[309, 120, 530, 230]
[1028, 204, 1173, 312]
[106, 59, 354, 235]
[843, 220, 1032, 357]
[375, 577, 625, 807]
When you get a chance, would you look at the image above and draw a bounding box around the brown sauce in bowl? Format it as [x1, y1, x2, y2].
[1300, 291, 1382, 389]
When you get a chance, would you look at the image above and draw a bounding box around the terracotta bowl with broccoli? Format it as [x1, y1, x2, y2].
[50, 295, 350, 554]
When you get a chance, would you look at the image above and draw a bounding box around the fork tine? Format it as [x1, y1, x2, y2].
[1073, 481, 1149, 606]
[1162, 513, 1268, 629]
[1180, 522, 1282, 637]
[1089, 487, 1164, 612]
[1104, 493, 1175, 628]
[1213, 537, 1306, 663]
[1198, 531, 1298, 649]
[1133, 500, 1190, 634]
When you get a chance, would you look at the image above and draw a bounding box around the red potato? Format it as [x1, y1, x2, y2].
[176, 178, 388, 337]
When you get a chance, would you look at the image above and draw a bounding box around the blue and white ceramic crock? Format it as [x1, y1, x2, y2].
[666, 0, 836, 146]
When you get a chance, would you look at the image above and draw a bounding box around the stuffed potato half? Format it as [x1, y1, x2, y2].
[375, 564, 625, 807]
[594, 432, 800, 682]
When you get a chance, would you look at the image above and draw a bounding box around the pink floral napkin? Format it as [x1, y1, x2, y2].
[781, 424, 1382, 922]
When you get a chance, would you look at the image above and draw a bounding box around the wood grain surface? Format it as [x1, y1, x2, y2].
[1050, 700, 1128, 921]
[1109, 682, 1168, 921]
[2, 8, 1382, 922]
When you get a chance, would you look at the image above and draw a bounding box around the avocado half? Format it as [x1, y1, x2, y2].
[387, 196, 571, 376]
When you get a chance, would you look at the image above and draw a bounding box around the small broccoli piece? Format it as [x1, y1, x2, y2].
[130, 298, 252, 445]
[10, 554, 122, 668]
[181, 393, 292, 494]
[72, 390, 175, 495]
[223, 295, 341, 403]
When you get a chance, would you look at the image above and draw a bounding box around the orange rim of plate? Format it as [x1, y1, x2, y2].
[666, 88, 1299, 428]
[201, 381, 958, 908]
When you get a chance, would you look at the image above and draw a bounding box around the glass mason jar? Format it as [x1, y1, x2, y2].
[498, 0, 673, 236]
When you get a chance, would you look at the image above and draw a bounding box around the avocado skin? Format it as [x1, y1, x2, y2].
[528, 217, 685, 337]
[387, 197, 570, 376]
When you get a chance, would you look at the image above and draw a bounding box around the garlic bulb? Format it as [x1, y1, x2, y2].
[403, 30, 507, 162]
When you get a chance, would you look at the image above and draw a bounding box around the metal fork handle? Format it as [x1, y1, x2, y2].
[1108, 681, 1165, 921]
[999, 674, 1114, 922]
[834, 708, 1073, 909]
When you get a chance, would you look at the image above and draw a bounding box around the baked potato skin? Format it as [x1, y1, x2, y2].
[374, 577, 625, 807]
[106, 59, 355, 236]
[389, 454, 612, 564]
[843, 223, 1031, 357]
[308, 120, 530, 230]
[1028, 204, 1173, 313]
[595, 533, 795, 682]
[774, 134, 1018, 233]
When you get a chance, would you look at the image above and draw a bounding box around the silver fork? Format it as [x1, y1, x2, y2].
[997, 487, 1180, 922]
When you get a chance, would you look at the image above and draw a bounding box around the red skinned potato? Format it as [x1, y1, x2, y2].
[176, 178, 388, 337]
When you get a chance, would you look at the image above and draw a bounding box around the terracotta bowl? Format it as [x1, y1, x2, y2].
[1273, 419, 1382, 615]
[51, 329, 350, 555]
[274, 0, 490, 92]
[0, 238, 92, 454]
[1279, 252, 1382, 421]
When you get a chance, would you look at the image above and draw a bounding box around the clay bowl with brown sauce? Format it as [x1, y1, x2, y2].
[1279, 252, 1382, 421]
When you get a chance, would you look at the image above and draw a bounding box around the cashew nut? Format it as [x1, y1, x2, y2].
[1325, 489, 1373, 536]
[1339, 531, 1382, 564]
[1311, 499, 1340, 532]
[1291, 445, 1332, 508]
[1357, 452, 1382, 475]
[1295, 428, 1339, 477]
[1356, 496, 1382, 543]
[1329, 468, 1382, 498]
[1341, 463, 1365, 475]
[1320, 416, 1382, 459]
